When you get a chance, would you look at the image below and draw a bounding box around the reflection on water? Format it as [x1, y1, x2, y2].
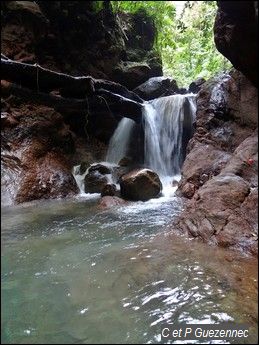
[1, 197, 258, 344]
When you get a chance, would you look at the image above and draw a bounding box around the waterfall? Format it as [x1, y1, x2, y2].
[106, 118, 135, 164]
[105, 93, 196, 197]
[143, 94, 196, 177]
[143, 94, 196, 194]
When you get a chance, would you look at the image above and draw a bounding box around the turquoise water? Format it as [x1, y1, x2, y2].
[1, 196, 258, 344]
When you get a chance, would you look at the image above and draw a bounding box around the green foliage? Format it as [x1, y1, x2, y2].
[96, 1, 232, 87]
[165, 1, 232, 86]
[111, 1, 176, 51]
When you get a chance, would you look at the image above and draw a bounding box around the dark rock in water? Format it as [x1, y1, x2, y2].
[84, 163, 112, 193]
[118, 157, 132, 167]
[172, 180, 179, 187]
[1, 112, 19, 128]
[101, 183, 117, 197]
[113, 166, 130, 183]
[214, 1, 257, 87]
[178, 87, 188, 95]
[84, 172, 109, 194]
[79, 162, 89, 175]
[188, 78, 206, 94]
[120, 168, 162, 201]
[133, 76, 179, 100]
[88, 163, 111, 175]
[98, 196, 127, 209]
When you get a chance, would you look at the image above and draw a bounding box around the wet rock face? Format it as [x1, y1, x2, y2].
[1, 1, 161, 84]
[1, 104, 78, 206]
[120, 168, 162, 201]
[214, 1, 258, 87]
[1, 0, 124, 78]
[1, 1, 161, 145]
[175, 71, 258, 255]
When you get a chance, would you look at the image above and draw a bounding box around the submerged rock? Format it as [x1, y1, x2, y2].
[84, 173, 108, 194]
[101, 183, 117, 197]
[120, 168, 162, 201]
[84, 174, 108, 194]
[98, 196, 127, 209]
[84, 163, 114, 193]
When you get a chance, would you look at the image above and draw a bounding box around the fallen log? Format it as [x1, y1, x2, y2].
[1, 58, 143, 103]
[1, 80, 143, 123]
[1, 58, 95, 95]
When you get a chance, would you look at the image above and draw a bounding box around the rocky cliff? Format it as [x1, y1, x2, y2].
[174, 1, 258, 255]
[1, 0, 160, 205]
[214, 1, 257, 87]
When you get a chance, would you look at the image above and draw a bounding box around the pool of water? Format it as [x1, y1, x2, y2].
[1, 196, 258, 344]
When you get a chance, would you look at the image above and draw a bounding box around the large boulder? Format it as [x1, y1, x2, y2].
[214, 1, 257, 87]
[133, 77, 179, 100]
[112, 61, 161, 90]
[84, 163, 112, 194]
[120, 168, 162, 201]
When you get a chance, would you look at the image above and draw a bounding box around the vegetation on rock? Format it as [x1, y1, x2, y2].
[100, 0, 232, 86]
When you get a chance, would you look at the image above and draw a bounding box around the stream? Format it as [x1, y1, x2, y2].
[1, 195, 258, 344]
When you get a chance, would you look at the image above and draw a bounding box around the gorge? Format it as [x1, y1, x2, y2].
[1, 1, 258, 344]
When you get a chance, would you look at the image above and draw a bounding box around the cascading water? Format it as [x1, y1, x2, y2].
[106, 117, 135, 164]
[143, 94, 196, 195]
[104, 93, 196, 197]
[74, 93, 196, 197]
[72, 118, 135, 196]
